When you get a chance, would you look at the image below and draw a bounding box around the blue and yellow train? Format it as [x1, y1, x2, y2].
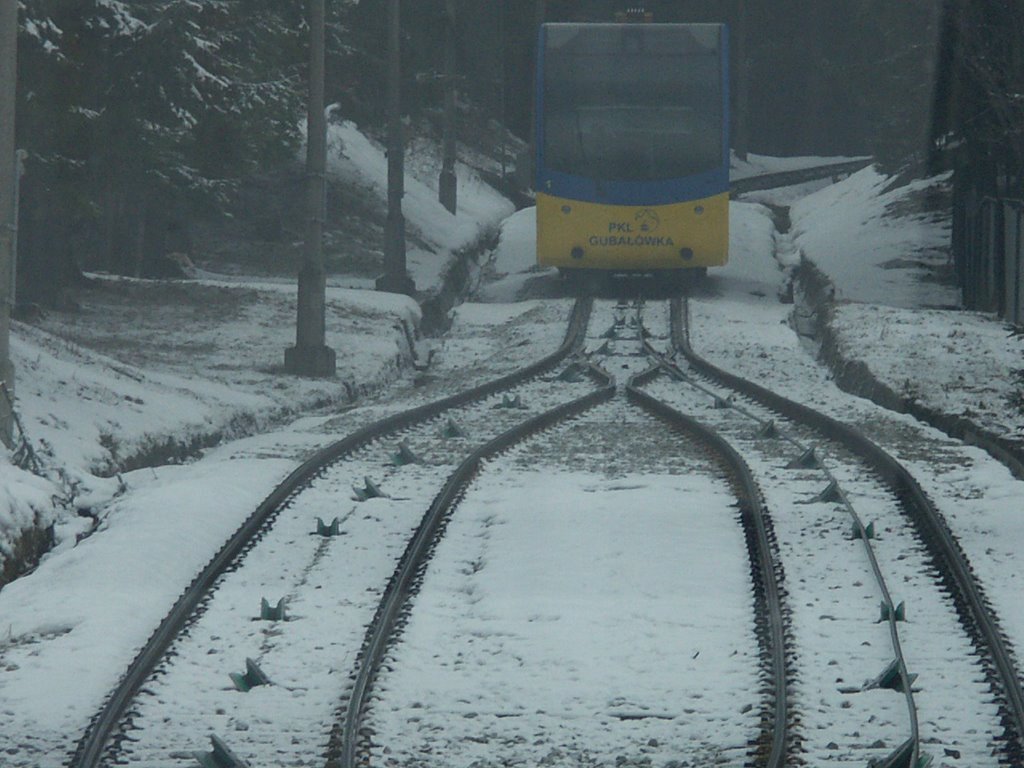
[535, 22, 729, 273]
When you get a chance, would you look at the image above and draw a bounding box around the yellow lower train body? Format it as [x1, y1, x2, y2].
[536, 192, 729, 270]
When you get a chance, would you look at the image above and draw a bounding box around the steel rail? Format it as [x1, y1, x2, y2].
[628, 363, 789, 768]
[670, 298, 923, 765]
[648, 325, 921, 766]
[330, 373, 616, 768]
[673, 296, 1024, 765]
[643, 316, 924, 765]
[68, 297, 593, 768]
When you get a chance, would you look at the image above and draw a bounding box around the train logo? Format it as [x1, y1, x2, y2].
[635, 209, 660, 233]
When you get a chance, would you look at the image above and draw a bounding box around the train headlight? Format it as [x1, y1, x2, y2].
[679, 247, 694, 261]
[571, 247, 585, 260]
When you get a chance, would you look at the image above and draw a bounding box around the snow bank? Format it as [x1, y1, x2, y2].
[1, 115, 511, 579]
[790, 166, 958, 308]
[325, 120, 515, 291]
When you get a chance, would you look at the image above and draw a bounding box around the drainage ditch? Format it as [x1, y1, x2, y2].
[792, 255, 1024, 480]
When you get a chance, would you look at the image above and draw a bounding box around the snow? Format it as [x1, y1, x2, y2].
[324, 120, 515, 291]
[829, 303, 1024, 438]
[476, 207, 554, 302]
[0, 452, 300, 747]
[372, 467, 760, 766]
[790, 166, 958, 308]
[12, 280, 421, 475]
[1, 116, 1023, 767]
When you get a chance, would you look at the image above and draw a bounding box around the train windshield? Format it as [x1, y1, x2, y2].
[543, 24, 723, 182]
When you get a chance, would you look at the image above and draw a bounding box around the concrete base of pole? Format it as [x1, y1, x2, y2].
[286, 263, 335, 376]
[284, 344, 337, 377]
[375, 271, 416, 295]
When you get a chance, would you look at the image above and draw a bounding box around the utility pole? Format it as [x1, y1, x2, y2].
[285, 0, 336, 376]
[376, 0, 415, 295]
[0, 0, 18, 445]
[438, 0, 457, 215]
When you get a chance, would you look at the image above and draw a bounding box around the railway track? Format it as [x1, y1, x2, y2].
[657, 294, 1024, 767]
[69, 301, 594, 767]
[70, 298, 795, 767]
[68, 291, 1023, 768]
[345, 299, 792, 768]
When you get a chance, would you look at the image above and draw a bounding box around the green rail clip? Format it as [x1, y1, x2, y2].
[866, 736, 933, 768]
[787, 446, 822, 469]
[391, 441, 421, 465]
[442, 417, 467, 439]
[352, 476, 385, 501]
[260, 597, 287, 622]
[864, 658, 917, 693]
[878, 601, 907, 623]
[496, 394, 524, 409]
[755, 420, 779, 439]
[851, 520, 877, 540]
[193, 735, 250, 768]
[557, 363, 585, 382]
[315, 517, 341, 536]
[229, 657, 271, 692]
[813, 479, 843, 503]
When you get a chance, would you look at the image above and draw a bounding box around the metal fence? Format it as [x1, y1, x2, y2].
[956, 192, 1024, 326]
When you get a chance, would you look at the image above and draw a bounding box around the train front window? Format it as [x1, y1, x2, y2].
[543, 25, 723, 182]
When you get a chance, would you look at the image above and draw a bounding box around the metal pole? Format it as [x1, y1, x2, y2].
[285, 0, 336, 376]
[0, 0, 18, 446]
[438, 0, 457, 215]
[376, 0, 415, 294]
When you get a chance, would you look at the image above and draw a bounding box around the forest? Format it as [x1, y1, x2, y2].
[11, 0, 1024, 306]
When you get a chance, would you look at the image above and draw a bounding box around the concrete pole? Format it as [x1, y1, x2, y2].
[0, 0, 18, 446]
[285, 0, 336, 376]
[438, 0, 457, 215]
[376, 0, 415, 295]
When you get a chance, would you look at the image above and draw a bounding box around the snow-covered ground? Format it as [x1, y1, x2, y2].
[324, 120, 515, 290]
[1, 123, 1022, 766]
[790, 166, 958, 308]
[786, 166, 1024, 445]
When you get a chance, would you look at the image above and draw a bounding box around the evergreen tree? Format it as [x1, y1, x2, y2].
[16, 0, 313, 299]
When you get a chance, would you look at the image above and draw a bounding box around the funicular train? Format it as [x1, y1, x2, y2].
[535, 15, 730, 275]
